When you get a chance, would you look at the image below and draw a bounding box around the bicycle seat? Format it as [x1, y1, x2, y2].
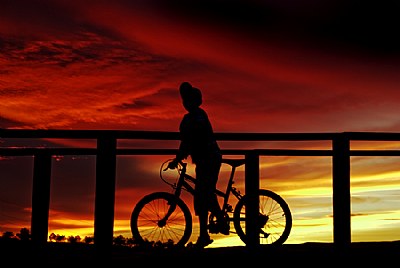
[221, 158, 246, 168]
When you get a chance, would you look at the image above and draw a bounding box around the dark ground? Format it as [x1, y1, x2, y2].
[1, 240, 399, 265]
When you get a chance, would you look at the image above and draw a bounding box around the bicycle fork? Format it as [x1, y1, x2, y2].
[158, 201, 177, 228]
[258, 214, 270, 238]
[158, 172, 185, 227]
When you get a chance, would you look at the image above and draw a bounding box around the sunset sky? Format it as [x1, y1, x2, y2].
[1, 0, 400, 247]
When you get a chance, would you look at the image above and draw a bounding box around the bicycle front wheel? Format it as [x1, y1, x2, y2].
[233, 189, 292, 245]
[130, 192, 193, 247]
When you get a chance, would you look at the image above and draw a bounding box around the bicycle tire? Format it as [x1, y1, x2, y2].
[233, 189, 292, 245]
[130, 192, 193, 247]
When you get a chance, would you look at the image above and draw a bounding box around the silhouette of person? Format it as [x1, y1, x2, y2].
[168, 81, 229, 248]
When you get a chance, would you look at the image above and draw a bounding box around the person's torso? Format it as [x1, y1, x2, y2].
[179, 108, 220, 162]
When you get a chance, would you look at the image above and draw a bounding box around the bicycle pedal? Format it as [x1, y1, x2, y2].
[207, 223, 219, 234]
[260, 230, 270, 239]
[219, 224, 230, 235]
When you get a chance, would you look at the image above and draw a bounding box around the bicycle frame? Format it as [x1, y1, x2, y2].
[172, 159, 246, 220]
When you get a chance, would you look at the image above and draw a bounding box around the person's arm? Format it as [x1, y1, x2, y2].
[167, 140, 188, 169]
[168, 115, 191, 169]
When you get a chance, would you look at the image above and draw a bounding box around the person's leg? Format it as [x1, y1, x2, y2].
[194, 195, 213, 247]
[207, 157, 230, 234]
[198, 210, 209, 238]
[194, 162, 214, 247]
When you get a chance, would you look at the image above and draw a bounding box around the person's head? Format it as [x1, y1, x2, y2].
[179, 82, 202, 111]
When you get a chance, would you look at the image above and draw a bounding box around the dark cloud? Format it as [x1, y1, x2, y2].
[155, 0, 400, 55]
[1, 0, 81, 38]
[4, 0, 399, 55]
[0, 34, 160, 68]
[49, 156, 96, 215]
[117, 100, 154, 110]
[0, 156, 33, 232]
[114, 87, 178, 111]
[0, 116, 24, 129]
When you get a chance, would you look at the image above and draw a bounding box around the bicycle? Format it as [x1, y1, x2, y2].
[130, 158, 292, 247]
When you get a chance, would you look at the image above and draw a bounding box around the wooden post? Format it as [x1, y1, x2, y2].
[94, 136, 117, 256]
[245, 151, 260, 249]
[31, 151, 52, 249]
[332, 133, 351, 249]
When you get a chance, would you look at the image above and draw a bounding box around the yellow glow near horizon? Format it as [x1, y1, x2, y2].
[48, 219, 94, 238]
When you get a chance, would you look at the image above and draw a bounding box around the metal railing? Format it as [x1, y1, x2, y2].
[1, 129, 400, 253]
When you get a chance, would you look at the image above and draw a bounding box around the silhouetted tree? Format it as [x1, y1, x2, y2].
[84, 236, 94, 244]
[67, 235, 81, 243]
[1, 231, 14, 240]
[55, 234, 66, 242]
[113, 235, 126, 246]
[16, 228, 30, 241]
[49, 232, 57, 242]
[126, 237, 136, 247]
[49, 233, 66, 242]
[2, 227, 177, 249]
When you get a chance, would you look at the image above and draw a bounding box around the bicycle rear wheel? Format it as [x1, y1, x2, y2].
[130, 192, 193, 247]
[233, 189, 292, 245]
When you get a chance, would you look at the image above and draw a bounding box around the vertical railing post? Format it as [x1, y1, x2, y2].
[94, 135, 117, 256]
[245, 150, 260, 249]
[31, 151, 52, 249]
[332, 133, 351, 249]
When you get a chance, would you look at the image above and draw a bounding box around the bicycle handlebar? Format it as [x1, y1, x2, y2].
[160, 159, 186, 188]
[162, 159, 185, 171]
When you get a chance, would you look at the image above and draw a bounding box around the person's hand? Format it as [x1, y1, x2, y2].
[166, 159, 178, 170]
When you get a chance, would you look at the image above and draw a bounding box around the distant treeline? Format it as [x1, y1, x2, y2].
[0, 228, 190, 249]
